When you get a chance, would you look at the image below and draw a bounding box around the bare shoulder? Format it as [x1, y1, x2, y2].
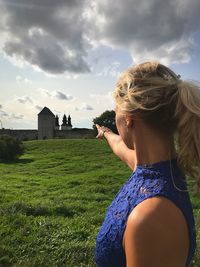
[123, 196, 189, 267]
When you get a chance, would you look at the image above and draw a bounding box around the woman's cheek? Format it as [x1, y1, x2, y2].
[115, 114, 124, 136]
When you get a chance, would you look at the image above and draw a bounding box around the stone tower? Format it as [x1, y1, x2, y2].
[38, 107, 55, 139]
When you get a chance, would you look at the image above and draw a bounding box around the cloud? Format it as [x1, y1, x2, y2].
[0, 0, 90, 74]
[39, 88, 74, 101]
[0, 0, 200, 74]
[87, 0, 200, 65]
[39, 88, 51, 97]
[17, 96, 33, 104]
[10, 113, 24, 120]
[16, 75, 32, 84]
[89, 91, 114, 105]
[95, 61, 121, 77]
[52, 91, 74, 101]
[0, 109, 9, 117]
[0, 106, 24, 120]
[16, 76, 22, 82]
[75, 103, 94, 111]
[82, 104, 93, 110]
[35, 105, 43, 111]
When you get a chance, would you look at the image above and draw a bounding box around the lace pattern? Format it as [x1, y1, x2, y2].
[95, 161, 196, 267]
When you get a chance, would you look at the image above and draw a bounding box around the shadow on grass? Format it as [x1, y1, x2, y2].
[1, 201, 86, 218]
[0, 158, 34, 164]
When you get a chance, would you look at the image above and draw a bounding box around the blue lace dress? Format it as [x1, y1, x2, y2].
[95, 158, 196, 267]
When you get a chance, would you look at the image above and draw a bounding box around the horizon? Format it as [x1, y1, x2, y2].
[0, 105, 94, 130]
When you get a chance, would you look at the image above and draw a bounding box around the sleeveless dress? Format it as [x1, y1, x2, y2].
[95, 158, 196, 267]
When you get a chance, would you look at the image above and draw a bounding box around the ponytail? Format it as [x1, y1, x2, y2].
[174, 80, 200, 194]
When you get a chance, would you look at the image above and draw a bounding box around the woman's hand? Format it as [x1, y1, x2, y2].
[95, 124, 113, 139]
[95, 124, 136, 170]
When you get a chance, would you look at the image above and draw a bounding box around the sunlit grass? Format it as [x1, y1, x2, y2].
[0, 139, 199, 266]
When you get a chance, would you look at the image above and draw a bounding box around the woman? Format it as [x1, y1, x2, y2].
[95, 61, 199, 267]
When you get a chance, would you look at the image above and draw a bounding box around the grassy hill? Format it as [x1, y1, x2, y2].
[0, 139, 199, 266]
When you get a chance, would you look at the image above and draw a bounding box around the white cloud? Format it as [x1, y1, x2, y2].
[131, 36, 194, 65]
[89, 91, 114, 105]
[16, 75, 32, 84]
[95, 61, 121, 77]
[16, 75, 22, 82]
[24, 78, 32, 84]
[39, 88, 51, 97]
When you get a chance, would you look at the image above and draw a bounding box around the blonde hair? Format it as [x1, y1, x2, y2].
[113, 61, 200, 193]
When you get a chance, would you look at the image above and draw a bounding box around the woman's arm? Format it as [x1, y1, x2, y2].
[96, 124, 136, 171]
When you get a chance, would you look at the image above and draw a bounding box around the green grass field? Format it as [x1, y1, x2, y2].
[0, 139, 199, 267]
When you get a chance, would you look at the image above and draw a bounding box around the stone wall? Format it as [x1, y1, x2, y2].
[0, 129, 38, 141]
[55, 128, 95, 139]
[0, 128, 95, 140]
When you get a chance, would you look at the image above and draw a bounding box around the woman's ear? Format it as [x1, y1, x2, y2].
[125, 115, 134, 128]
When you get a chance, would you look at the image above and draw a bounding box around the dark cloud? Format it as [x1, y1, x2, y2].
[40, 89, 73, 100]
[1, 0, 90, 74]
[0, 105, 2, 109]
[35, 105, 43, 111]
[17, 96, 33, 104]
[74, 104, 93, 111]
[88, 0, 200, 64]
[53, 91, 73, 100]
[0, 109, 9, 117]
[82, 104, 93, 110]
[0, 0, 199, 72]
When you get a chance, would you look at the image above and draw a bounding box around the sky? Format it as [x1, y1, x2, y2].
[0, 0, 200, 130]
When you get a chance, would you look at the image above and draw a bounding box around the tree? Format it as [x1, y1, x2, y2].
[0, 135, 25, 161]
[92, 110, 118, 135]
[68, 115, 72, 127]
[62, 114, 67, 125]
